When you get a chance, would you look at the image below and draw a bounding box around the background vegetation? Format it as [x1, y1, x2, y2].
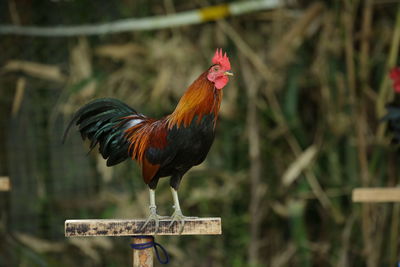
[0, 0, 400, 266]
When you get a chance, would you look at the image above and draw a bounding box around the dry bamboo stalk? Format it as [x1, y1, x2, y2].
[3, 60, 67, 82]
[12, 77, 25, 117]
[8, 0, 21, 25]
[217, 20, 284, 132]
[389, 204, 400, 265]
[269, 2, 325, 67]
[239, 56, 264, 266]
[220, 6, 344, 224]
[359, 0, 373, 84]
[343, 1, 356, 107]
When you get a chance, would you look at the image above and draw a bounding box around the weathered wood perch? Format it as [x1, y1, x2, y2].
[0, 177, 11, 192]
[65, 217, 221, 267]
[65, 217, 221, 236]
[352, 188, 400, 202]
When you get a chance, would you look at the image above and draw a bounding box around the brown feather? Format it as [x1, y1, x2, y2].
[142, 158, 160, 184]
[125, 119, 167, 163]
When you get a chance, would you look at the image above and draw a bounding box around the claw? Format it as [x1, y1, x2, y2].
[168, 209, 183, 231]
[139, 207, 168, 233]
[168, 209, 197, 234]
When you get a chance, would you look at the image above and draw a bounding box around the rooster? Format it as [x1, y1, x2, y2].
[63, 49, 233, 232]
[382, 67, 400, 143]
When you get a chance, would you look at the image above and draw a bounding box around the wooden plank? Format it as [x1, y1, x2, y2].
[65, 217, 221, 237]
[0, 177, 11, 191]
[352, 188, 400, 202]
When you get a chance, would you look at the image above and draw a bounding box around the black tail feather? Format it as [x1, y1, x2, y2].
[63, 98, 139, 166]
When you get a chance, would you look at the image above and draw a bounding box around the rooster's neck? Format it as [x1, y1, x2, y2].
[167, 72, 222, 129]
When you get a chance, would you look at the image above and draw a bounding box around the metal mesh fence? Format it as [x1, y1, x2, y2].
[0, 2, 138, 265]
[6, 89, 98, 238]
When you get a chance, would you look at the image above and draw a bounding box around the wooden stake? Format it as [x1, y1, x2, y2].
[0, 177, 10, 192]
[132, 236, 153, 267]
[352, 188, 400, 202]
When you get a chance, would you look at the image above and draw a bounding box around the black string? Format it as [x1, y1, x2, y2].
[131, 235, 169, 264]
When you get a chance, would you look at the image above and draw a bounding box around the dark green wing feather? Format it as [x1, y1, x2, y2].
[63, 98, 144, 166]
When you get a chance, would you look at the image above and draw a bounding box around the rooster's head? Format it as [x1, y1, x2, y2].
[207, 49, 233, 90]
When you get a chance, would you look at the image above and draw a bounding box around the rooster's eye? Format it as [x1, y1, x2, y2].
[213, 66, 220, 72]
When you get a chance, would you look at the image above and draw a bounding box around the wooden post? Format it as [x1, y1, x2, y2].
[65, 217, 221, 267]
[132, 236, 153, 267]
[352, 188, 400, 202]
[0, 177, 10, 192]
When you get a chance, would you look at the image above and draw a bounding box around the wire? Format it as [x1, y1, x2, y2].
[0, 0, 281, 37]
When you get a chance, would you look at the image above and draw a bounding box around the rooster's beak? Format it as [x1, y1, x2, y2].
[224, 71, 234, 76]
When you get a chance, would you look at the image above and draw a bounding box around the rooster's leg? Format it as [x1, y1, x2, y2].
[140, 188, 168, 233]
[168, 187, 197, 234]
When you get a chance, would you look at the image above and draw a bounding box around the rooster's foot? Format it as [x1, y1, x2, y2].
[168, 209, 197, 234]
[139, 207, 168, 233]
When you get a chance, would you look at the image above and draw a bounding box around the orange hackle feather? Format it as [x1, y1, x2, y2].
[166, 72, 222, 129]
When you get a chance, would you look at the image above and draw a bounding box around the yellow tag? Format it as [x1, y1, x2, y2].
[199, 4, 230, 22]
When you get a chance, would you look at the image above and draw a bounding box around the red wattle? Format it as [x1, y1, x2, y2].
[214, 76, 228, 89]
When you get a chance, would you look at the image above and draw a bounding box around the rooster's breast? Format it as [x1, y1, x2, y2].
[157, 114, 216, 176]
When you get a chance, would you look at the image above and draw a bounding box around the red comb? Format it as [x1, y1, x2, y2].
[390, 67, 400, 93]
[212, 48, 231, 70]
